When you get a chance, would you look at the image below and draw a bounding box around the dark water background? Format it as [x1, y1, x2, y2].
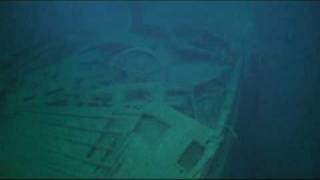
[1, 1, 320, 178]
[223, 3, 320, 178]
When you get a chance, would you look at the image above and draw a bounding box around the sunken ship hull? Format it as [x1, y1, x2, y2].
[0, 17, 243, 178]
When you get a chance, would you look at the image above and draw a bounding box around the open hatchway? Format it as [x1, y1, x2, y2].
[0, 17, 243, 178]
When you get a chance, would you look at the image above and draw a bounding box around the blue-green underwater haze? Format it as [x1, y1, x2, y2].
[0, 1, 320, 178]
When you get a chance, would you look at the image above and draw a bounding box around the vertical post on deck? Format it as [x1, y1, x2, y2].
[129, 2, 145, 33]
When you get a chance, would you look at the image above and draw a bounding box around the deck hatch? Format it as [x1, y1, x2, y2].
[177, 140, 205, 171]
